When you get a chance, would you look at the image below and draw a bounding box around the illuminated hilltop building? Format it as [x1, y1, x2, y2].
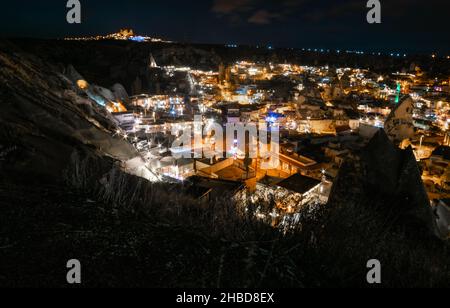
[64, 29, 170, 43]
[118, 28, 134, 38]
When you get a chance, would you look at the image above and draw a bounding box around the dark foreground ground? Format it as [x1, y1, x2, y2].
[0, 173, 448, 288]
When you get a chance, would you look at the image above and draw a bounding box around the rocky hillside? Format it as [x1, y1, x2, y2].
[0, 40, 139, 184]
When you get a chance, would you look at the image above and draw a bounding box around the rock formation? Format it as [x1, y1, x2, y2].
[0, 40, 142, 183]
[384, 95, 415, 143]
[328, 129, 440, 237]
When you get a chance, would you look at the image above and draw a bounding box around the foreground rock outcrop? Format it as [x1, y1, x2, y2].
[0, 40, 138, 183]
[328, 129, 439, 238]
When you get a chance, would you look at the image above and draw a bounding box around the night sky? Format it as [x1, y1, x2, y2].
[1, 0, 449, 54]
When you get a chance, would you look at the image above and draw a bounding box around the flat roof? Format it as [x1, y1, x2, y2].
[186, 176, 244, 192]
[276, 174, 321, 195]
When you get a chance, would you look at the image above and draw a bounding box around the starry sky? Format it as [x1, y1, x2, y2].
[1, 0, 449, 54]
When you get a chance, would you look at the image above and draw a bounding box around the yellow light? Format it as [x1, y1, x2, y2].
[76, 80, 89, 90]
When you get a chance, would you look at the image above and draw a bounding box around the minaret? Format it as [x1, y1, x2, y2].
[395, 82, 402, 104]
[149, 53, 158, 68]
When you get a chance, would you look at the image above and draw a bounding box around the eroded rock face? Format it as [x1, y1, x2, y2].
[111, 83, 129, 103]
[434, 202, 450, 239]
[328, 129, 439, 237]
[0, 40, 138, 183]
[384, 95, 415, 143]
